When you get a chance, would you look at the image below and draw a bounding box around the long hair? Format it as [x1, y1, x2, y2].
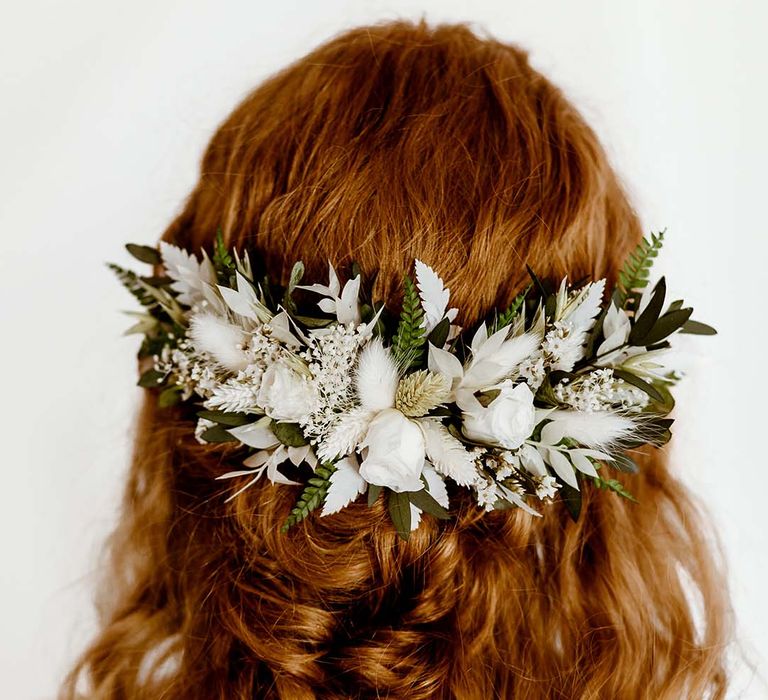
[63, 21, 730, 699]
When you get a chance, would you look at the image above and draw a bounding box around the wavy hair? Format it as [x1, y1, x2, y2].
[63, 21, 730, 699]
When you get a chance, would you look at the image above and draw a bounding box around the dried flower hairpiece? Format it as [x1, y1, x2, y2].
[110, 230, 715, 539]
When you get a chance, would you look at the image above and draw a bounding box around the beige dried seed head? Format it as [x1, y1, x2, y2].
[395, 370, 452, 417]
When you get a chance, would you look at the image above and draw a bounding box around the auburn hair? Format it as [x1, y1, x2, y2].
[63, 21, 730, 699]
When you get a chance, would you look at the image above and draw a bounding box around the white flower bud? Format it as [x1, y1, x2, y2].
[257, 362, 317, 423]
[462, 382, 535, 450]
[359, 409, 425, 492]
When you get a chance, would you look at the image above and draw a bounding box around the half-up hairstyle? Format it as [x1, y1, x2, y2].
[63, 20, 730, 699]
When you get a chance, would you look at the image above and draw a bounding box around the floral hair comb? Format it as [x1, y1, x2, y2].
[109, 231, 714, 539]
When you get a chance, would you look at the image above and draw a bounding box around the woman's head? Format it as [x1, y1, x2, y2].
[65, 21, 729, 699]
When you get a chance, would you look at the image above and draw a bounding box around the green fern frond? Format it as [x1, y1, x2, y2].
[392, 275, 426, 369]
[281, 463, 337, 533]
[108, 263, 159, 309]
[213, 228, 235, 273]
[494, 284, 531, 332]
[616, 230, 665, 307]
[592, 476, 638, 503]
[109, 263, 186, 325]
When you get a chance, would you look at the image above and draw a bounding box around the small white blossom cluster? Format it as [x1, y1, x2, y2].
[154, 340, 218, 400]
[299, 323, 370, 446]
[553, 369, 649, 413]
[113, 235, 699, 539]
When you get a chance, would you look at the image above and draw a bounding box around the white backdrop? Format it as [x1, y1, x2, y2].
[1, 1, 765, 698]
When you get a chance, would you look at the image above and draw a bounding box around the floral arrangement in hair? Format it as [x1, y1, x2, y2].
[109, 230, 714, 539]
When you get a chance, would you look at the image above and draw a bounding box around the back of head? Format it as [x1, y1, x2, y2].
[65, 21, 729, 699]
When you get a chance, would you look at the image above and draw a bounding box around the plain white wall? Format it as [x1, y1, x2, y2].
[1, 1, 765, 698]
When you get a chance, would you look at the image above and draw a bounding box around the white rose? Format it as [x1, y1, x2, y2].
[462, 382, 535, 450]
[359, 409, 425, 492]
[257, 362, 317, 422]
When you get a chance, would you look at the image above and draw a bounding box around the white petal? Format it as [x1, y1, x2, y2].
[414, 259, 453, 332]
[570, 451, 599, 477]
[546, 449, 578, 489]
[287, 445, 313, 466]
[470, 322, 490, 355]
[228, 419, 280, 450]
[519, 444, 547, 477]
[321, 456, 367, 516]
[297, 282, 333, 296]
[265, 448, 301, 485]
[427, 343, 464, 383]
[267, 311, 302, 348]
[419, 418, 479, 486]
[336, 275, 361, 324]
[554, 278, 569, 318]
[596, 303, 631, 359]
[422, 464, 449, 508]
[316, 407, 374, 462]
[327, 262, 341, 298]
[200, 282, 228, 315]
[318, 298, 338, 314]
[572, 448, 614, 462]
[410, 502, 423, 530]
[159, 241, 211, 306]
[218, 271, 268, 322]
[498, 484, 542, 517]
[562, 279, 606, 332]
[462, 332, 539, 389]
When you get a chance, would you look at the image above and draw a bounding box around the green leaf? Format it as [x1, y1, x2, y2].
[526, 265, 548, 298]
[680, 318, 716, 336]
[137, 368, 165, 388]
[680, 319, 717, 336]
[293, 315, 335, 328]
[212, 228, 234, 274]
[593, 476, 638, 503]
[629, 277, 666, 345]
[367, 484, 383, 507]
[157, 386, 182, 408]
[196, 410, 252, 427]
[611, 368, 664, 403]
[392, 275, 426, 369]
[388, 490, 412, 540]
[281, 463, 337, 533]
[200, 424, 239, 443]
[559, 482, 582, 522]
[270, 421, 309, 447]
[645, 417, 674, 446]
[476, 389, 501, 408]
[490, 499, 516, 510]
[642, 308, 693, 345]
[648, 381, 675, 413]
[108, 263, 185, 324]
[583, 302, 610, 358]
[108, 263, 160, 309]
[427, 317, 451, 349]
[125, 243, 161, 265]
[282, 261, 305, 313]
[408, 489, 450, 520]
[616, 230, 665, 307]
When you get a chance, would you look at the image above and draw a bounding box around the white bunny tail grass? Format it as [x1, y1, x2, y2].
[189, 313, 250, 372]
[355, 337, 400, 412]
[541, 409, 638, 450]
